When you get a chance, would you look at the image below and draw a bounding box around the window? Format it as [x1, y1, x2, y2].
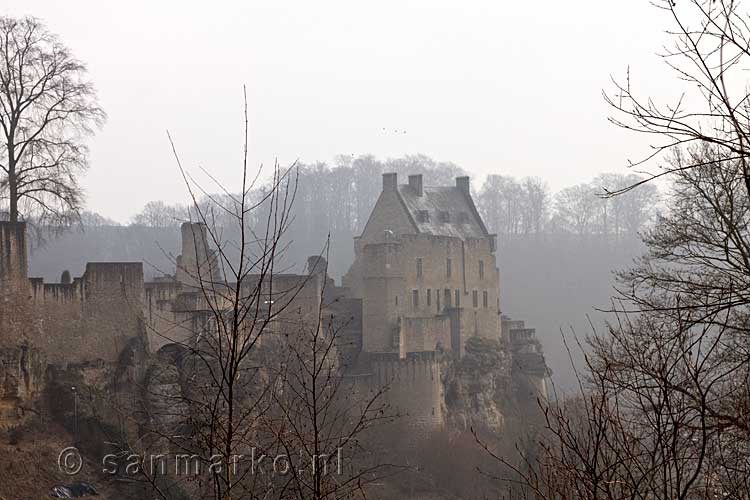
[439, 210, 450, 223]
[458, 212, 469, 223]
[483, 291, 489, 308]
[446, 258, 452, 279]
[417, 210, 430, 223]
[412, 289, 419, 309]
[444, 288, 451, 308]
[395, 295, 398, 306]
[472, 290, 478, 308]
[416, 258, 423, 278]
[479, 260, 484, 280]
[427, 288, 432, 307]
[455, 289, 461, 308]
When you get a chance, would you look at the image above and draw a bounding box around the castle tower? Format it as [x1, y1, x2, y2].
[0, 222, 29, 294]
[176, 222, 215, 288]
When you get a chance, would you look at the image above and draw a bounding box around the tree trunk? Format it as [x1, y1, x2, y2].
[7, 141, 17, 223]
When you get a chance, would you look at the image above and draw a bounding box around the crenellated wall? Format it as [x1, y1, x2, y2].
[35, 262, 146, 365]
[356, 352, 446, 443]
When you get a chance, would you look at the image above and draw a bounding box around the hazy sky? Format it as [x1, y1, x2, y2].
[5, 0, 677, 222]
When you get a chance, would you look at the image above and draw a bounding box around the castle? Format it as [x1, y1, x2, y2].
[0, 173, 548, 438]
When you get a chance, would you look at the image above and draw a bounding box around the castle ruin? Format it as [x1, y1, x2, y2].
[0, 173, 549, 442]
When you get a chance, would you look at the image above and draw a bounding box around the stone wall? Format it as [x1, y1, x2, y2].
[356, 232, 500, 355]
[357, 352, 446, 443]
[36, 262, 146, 365]
[399, 316, 450, 354]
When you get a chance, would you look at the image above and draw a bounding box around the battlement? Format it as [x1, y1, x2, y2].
[360, 350, 446, 440]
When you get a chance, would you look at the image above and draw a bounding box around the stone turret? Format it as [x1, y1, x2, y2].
[176, 222, 216, 287]
[0, 222, 28, 294]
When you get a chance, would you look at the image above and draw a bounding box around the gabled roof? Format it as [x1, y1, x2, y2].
[397, 184, 489, 240]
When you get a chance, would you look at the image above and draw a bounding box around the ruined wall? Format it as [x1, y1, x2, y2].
[325, 295, 362, 370]
[0, 345, 45, 428]
[176, 222, 218, 288]
[0, 223, 34, 348]
[72, 263, 144, 364]
[0, 222, 28, 292]
[357, 352, 445, 444]
[143, 280, 202, 352]
[504, 316, 549, 402]
[30, 262, 146, 365]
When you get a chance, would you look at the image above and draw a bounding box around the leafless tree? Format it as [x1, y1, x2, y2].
[552, 183, 598, 236]
[604, 0, 750, 199]
[520, 177, 550, 235]
[257, 257, 393, 499]
[131, 200, 188, 228]
[0, 16, 105, 225]
[476, 0, 750, 491]
[113, 92, 389, 500]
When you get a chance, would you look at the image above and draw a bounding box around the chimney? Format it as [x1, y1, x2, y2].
[408, 174, 423, 196]
[456, 176, 470, 196]
[382, 172, 397, 191]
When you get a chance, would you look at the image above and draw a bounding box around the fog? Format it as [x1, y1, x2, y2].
[6, 0, 674, 222]
[6, 2, 741, 498]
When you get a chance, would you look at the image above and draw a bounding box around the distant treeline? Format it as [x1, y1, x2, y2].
[119, 154, 659, 239]
[87, 154, 658, 277]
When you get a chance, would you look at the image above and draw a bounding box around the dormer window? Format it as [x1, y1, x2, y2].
[457, 212, 469, 224]
[417, 210, 430, 223]
[438, 211, 450, 223]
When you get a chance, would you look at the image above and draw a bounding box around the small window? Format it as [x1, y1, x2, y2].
[395, 295, 398, 306]
[412, 289, 419, 309]
[472, 290, 478, 308]
[483, 291, 489, 308]
[416, 258, 423, 278]
[446, 258, 452, 279]
[479, 260, 484, 280]
[444, 288, 451, 308]
[458, 212, 469, 223]
[439, 210, 450, 223]
[416, 210, 430, 223]
[455, 289, 461, 308]
[427, 289, 432, 307]
[437, 290, 441, 311]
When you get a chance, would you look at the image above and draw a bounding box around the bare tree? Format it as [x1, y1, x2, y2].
[116, 93, 389, 500]
[520, 177, 550, 235]
[258, 257, 393, 499]
[552, 183, 598, 236]
[0, 16, 105, 225]
[604, 0, 750, 199]
[476, 0, 750, 489]
[131, 200, 188, 227]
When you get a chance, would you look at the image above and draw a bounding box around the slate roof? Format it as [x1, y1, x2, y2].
[397, 185, 489, 239]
